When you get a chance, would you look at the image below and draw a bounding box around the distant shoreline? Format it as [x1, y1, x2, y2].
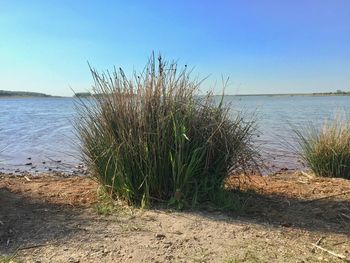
[72, 91, 350, 97]
[0, 96, 63, 99]
[230, 92, 350, 97]
[0, 90, 59, 98]
[1, 89, 349, 98]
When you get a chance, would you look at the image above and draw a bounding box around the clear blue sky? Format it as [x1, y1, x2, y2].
[1, 0, 349, 96]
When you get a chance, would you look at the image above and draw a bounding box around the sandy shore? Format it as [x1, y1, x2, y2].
[1, 172, 350, 262]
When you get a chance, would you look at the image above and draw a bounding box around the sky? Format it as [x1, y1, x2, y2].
[0, 0, 349, 96]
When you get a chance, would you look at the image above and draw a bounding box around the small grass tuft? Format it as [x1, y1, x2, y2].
[0, 255, 22, 263]
[294, 114, 350, 179]
[95, 186, 118, 215]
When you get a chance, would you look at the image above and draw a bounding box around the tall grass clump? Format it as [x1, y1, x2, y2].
[75, 55, 260, 208]
[294, 114, 350, 179]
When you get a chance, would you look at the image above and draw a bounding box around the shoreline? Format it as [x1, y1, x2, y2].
[0, 163, 88, 177]
[0, 163, 300, 178]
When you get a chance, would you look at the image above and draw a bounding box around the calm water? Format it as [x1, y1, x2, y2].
[1, 95, 350, 174]
[0, 98, 79, 173]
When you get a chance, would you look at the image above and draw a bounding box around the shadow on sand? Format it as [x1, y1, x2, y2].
[0, 184, 349, 256]
[0, 188, 92, 254]
[197, 189, 350, 236]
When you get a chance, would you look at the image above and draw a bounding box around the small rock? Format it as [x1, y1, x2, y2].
[155, 233, 166, 239]
[25, 162, 32, 166]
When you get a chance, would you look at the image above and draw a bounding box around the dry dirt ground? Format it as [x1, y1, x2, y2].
[0, 172, 349, 263]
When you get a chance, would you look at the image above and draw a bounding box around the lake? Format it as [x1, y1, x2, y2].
[1, 95, 350, 174]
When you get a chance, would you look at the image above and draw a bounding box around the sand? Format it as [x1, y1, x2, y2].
[1, 172, 349, 262]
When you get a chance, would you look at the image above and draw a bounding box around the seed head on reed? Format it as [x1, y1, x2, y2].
[75, 54, 260, 208]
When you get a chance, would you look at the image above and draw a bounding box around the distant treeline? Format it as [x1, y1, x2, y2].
[235, 90, 350, 97]
[74, 92, 93, 98]
[312, 90, 350, 96]
[74, 92, 136, 98]
[0, 90, 52, 97]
